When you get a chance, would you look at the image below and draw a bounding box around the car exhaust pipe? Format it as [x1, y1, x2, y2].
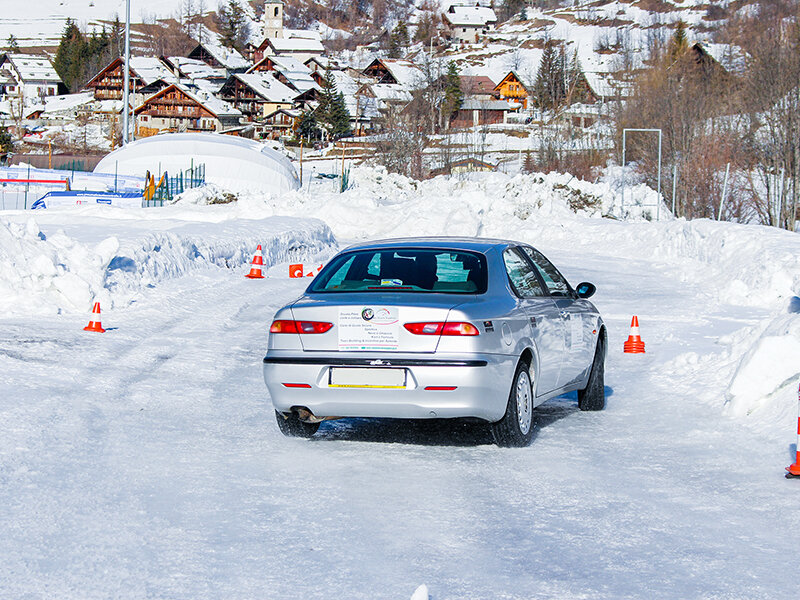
[293, 407, 340, 424]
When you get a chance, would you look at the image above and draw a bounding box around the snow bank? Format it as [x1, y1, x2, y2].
[0, 213, 336, 317]
[265, 165, 800, 306]
[0, 218, 118, 315]
[271, 165, 666, 241]
[724, 301, 800, 432]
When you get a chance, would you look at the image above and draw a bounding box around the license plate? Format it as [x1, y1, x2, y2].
[328, 367, 406, 389]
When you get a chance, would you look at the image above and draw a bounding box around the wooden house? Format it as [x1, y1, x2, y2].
[254, 37, 324, 64]
[187, 39, 250, 72]
[263, 107, 300, 138]
[84, 57, 177, 102]
[362, 58, 422, 89]
[493, 71, 530, 110]
[449, 98, 512, 128]
[0, 54, 66, 101]
[218, 73, 295, 121]
[134, 83, 242, 137]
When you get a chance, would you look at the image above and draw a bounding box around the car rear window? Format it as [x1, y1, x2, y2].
[308, 249, 488, 294]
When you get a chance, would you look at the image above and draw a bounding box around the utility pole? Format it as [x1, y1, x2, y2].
[122, 0, 131, 145]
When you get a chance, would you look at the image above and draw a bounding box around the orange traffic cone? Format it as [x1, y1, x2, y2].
[623, 316, 645, 353]
[83, 302, 105, 333]
[786, 381, 800, 478]
[245, 245, 265, 279]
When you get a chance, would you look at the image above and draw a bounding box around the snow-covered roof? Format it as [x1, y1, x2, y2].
[233, 73, 296, 103]
[266, 37, 325, 54]
[3, 54, 61, 83]
[694, 42, 748, 75]
[129, 57, 178, 86]
[268, 55, 313, 76]
[194, 27, 251, 70]
[265, 56, 317, 93]
[305, 56, 340, 70]
[42, 92, 93, 114]
[582, 71, 631, 99]
[191, 78, 225, 95]
[166, 57, 227, 81]
[444, 6, 497, 27]
[369, 83, 412, 103]
[375, 59, 424, 89]
[266, 107, 301, 118]
[284, 28, 322, 42]
[460, 98, 513, 111]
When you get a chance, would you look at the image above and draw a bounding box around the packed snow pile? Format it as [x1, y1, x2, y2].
[0, 218, 118, 316]
[273, 165, 667, 240]
[0, 212, 335, 317]
[267, 165, 800, 306]
[724, 300, 800, 431]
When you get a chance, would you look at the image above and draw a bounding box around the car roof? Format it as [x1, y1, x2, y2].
[342, 236, 520, 253]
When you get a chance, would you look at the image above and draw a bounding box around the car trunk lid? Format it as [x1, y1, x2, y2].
[289, 293, 463, 353]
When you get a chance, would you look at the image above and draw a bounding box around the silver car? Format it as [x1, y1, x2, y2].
[263, 237, 606, 446]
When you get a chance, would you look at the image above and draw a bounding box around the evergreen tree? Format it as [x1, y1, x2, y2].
[54, 19, 89, 92]
[317, 68, 351, 140]
[442, 61, 463, 123]
[216, 0, 248, 50]
[668, 20, 689, 61]
[330, 92, 352, 139]
[388, 22, 408, 58]
[0, 128, 13, 153]
[414, 13, 434, 44]
[297, 111, 321, 141]
[565, 49, 584, 104]
[533, 39, 567, 110]
[5, 34, 19, 52]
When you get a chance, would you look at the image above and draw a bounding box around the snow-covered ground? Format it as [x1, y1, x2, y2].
[0, 0, 186, 47]
[1, 167, 799, 599]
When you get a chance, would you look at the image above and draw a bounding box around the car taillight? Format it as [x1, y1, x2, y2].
[404, 322, 479, 336]
[270, 320, 333, 334]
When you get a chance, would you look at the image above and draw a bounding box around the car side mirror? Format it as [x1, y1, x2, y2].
[575, 282, 596, 299]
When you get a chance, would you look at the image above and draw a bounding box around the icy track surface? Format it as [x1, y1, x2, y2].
[1, 196, 800, 598]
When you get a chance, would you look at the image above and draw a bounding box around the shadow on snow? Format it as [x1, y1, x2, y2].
[310, 386, 614, 447]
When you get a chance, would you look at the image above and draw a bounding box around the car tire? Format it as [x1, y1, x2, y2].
[275, 410, 320, 438]
[491, 360, 535, 447]
[578, 337, 605, 411]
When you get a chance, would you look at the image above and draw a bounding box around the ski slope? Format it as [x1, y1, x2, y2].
[1, 170, 799, 599]
[0, 0, 186, 48]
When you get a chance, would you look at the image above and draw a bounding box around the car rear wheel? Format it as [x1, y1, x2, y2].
[578, 337, 605, 411]
[275, 410, 320, 438]
[491, 360, 535, 447]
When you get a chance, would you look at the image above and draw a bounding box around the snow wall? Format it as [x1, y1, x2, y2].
[94, 133, 300, 195]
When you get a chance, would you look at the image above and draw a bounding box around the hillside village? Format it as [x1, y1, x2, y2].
[0, 0, 799, 229]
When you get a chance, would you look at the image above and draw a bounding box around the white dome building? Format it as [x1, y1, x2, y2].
[94, 133, 300, 194]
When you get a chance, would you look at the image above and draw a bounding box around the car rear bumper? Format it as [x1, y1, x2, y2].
[262, 352, 516, 422]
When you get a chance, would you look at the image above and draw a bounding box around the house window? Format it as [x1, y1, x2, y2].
[462, 28, 467, 33]
[141, 115, 149, 122]
[274, 6, 279, 17]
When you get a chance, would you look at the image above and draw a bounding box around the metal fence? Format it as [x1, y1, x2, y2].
[145, 162, 206, 207]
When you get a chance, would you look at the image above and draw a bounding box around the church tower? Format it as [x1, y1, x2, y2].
[263, 0, 284, 39]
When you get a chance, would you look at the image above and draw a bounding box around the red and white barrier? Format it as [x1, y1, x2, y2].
[289, 263, 323, 278]
[786, 380, 800, 478]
